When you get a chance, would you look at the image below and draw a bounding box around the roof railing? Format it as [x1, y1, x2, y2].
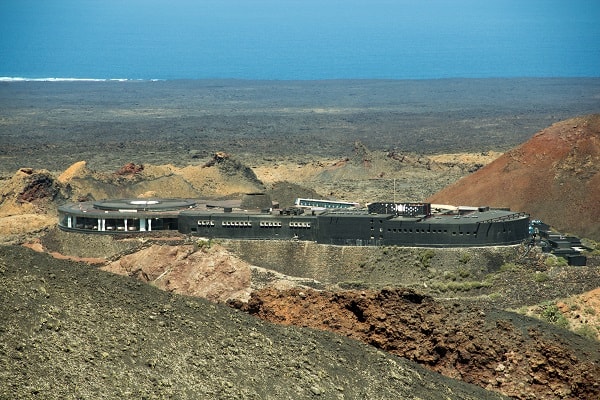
[477, 212, 529, 224]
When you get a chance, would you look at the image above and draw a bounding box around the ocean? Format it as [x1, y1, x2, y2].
[1, 0, 599, 81]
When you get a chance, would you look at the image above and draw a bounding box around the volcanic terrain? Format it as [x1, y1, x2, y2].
[429, 115, 600, 241]
[1, 80, 599, 399]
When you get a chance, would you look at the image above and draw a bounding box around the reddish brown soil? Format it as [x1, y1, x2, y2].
[22, 240, 106, 265]
[115, 162, 144, 175]
[102, 243, 252, 303]
[233, 287, 600, 400]
[428, 114, 600, 240]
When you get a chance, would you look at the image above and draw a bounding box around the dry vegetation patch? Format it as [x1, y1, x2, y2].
[519, 287, 600, 341]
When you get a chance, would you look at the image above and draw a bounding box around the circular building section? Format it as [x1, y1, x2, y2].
[93, 198, 196, 212]
[58, 198, 196, 234]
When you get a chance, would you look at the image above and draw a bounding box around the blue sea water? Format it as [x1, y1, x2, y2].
[1, 0, 599, 80]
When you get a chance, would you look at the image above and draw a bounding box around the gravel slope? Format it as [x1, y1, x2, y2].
[0, 245, 508, 399]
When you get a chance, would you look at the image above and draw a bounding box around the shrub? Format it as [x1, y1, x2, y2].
[540, 303, 569, 329]
[533, 272, 550, 283]
[458, 252, 472, 264]
[499, 262, 519, 272]
[419, 249, 435, 268]
[457, 267, 471, 278]
[584, 307, 596, 316]
[545, 255, 568, 268]
[195, 239, 212, 251]
[488, 292, 502, 301]
[443, 271, 457, 281]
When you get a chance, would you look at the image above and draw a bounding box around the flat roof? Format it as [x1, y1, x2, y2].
[58, 199, 528, 223]
[92, 198, 196, 211]
[58, 198, 246, 218]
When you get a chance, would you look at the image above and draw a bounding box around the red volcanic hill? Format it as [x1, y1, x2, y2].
[428, 114, 600, 240]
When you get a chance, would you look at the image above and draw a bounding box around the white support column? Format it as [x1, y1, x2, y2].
[148, 219, 152, 232]
[67, 216, 72, 228]
[98, 218, 102, 231]
[124, 219, 128, 231]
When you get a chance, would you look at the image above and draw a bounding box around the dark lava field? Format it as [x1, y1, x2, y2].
[1, 78, 600, 174]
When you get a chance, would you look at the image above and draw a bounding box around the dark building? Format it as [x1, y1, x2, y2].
[58, 198, 531, 248]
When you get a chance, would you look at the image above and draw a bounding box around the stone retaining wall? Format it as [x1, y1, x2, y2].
[222, 240, 521, 289]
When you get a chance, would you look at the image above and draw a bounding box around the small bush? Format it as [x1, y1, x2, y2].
[458, 252, 472, 264]
[584, 307, 596, 316]
[488, 292, 502, 301]
[483, 272, 501, 285]
[196, 239, 212, 251]
[540, 303, 569, 329]
[545, 255, 568, 268]
[457, 267, 471, 279]
[443, 271, 457, 281]
[419, 249, 435, 268]
[499, 262, 519, 272]
[533, 272, 550, 283]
